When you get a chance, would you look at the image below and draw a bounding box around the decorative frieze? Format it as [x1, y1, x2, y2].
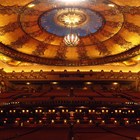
[11, 35, 30, 49]
[55, 43, 67, 60]
[0, 22, 19, 35]
[124, 22, 140, 35]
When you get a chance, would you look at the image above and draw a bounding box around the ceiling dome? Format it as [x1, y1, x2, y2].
[39, 7, 104, 36]
[0, 0, 140, 66]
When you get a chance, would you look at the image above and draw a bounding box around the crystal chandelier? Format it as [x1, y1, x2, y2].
[63, 33, 80, 46]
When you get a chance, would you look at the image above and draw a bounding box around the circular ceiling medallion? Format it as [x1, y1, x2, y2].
[55, 8, 87, 28]
[19, 1, 124, 46]
[39, 8, 104, 37]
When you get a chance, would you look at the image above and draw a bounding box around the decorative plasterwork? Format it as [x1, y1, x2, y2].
[0, 0, 139, 66]
[0, 43, 140, 66]
[32, 43, 48, 56]
[113, 35, 132, 49]
[124, 22, 140, 35]
[118, 6, 140, 15]
[0, 69, 139, 81]
[0, 4, 22, 15]
[96, 43, 111, 56]
[55, 43, 67, 60]
[0, 22, 19, 35]
[10, 35, 30, 49]
[77, 41, 89, 60]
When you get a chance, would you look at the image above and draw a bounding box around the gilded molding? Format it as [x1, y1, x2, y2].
[0, 43, 140, 66]
[106, 21, 122, 28]
[0, 4, 22, 15]
[119, 6, 140, 15]
[101, 30, 114, 37]
[0, 70, 138, 81]
[23, 9, 41, 16]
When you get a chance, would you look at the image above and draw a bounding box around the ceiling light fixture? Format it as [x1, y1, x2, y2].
[63, 33, 80, 46]
[108, 3, 115, 7]
[28, 3, 35, 8]
[26, 82, 31, 85]
[112, 82, 118, 85]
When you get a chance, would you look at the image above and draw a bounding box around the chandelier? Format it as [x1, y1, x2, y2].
[63, 33, 80, 46]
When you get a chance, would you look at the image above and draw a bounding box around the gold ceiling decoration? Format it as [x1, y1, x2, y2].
[0, 0, 139, 67]
[55, 8, 87, 28]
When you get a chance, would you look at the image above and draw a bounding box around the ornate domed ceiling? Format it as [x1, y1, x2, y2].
[0, 0, 140, 68]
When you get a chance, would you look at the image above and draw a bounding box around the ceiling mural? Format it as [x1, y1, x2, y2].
[0, 0, 140, 66]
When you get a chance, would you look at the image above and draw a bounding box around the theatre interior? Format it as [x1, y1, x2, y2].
[0, 0, 140, 139]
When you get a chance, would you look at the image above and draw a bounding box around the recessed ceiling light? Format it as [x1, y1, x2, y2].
[26, 82, 30, 85]
[51, 82, 58, 85]
[28, 3, 35, 8]
[85, 82, 92, 85]
[112, 82, 118, 85]
[108, 4, 115, 7]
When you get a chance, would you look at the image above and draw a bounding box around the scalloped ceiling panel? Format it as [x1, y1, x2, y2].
[0, 0, 140, 67]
